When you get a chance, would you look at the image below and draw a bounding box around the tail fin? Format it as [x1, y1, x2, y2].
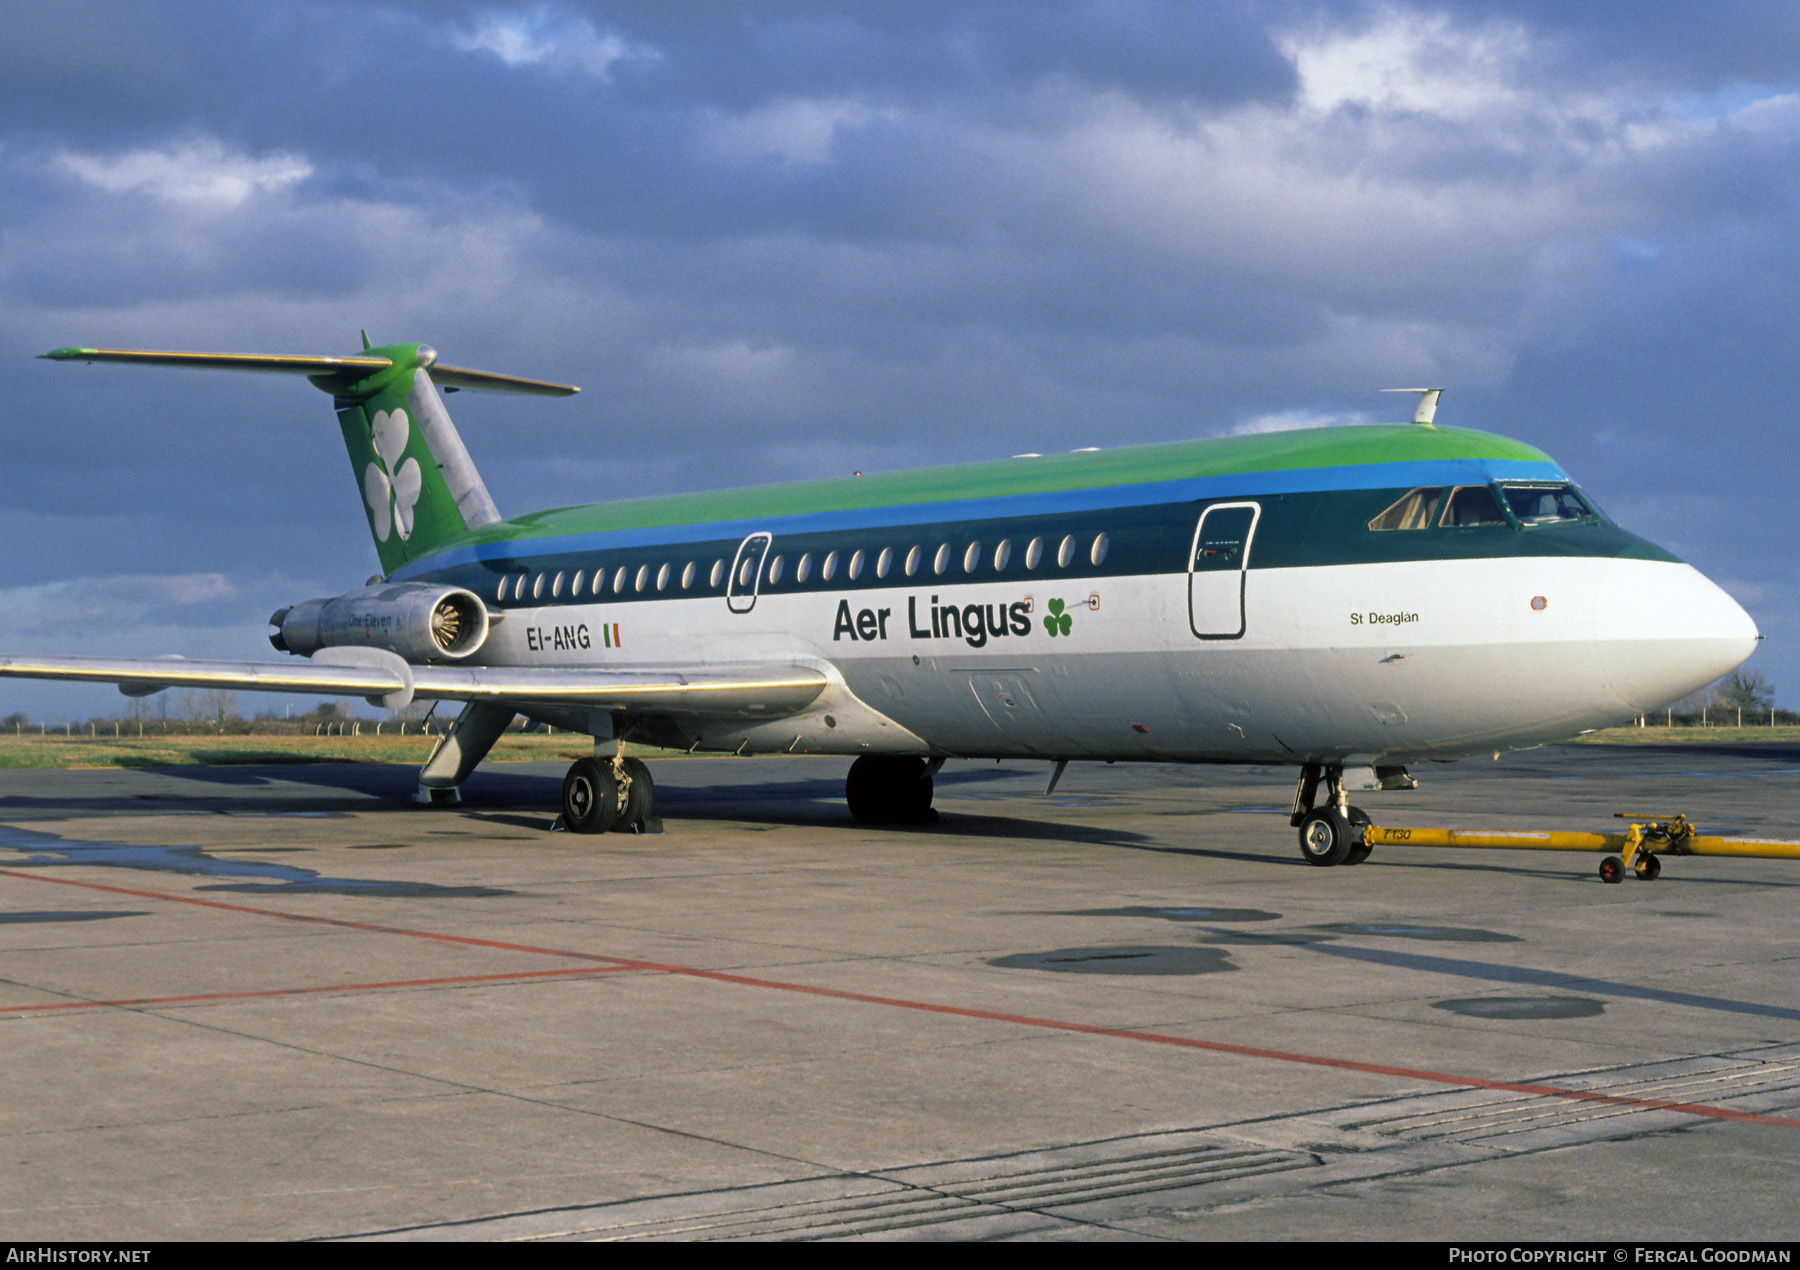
[40, 341, 578, 575]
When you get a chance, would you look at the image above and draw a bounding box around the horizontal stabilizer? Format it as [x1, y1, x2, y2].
[39, 347, 579, 397]
[0, 654, 824, 717]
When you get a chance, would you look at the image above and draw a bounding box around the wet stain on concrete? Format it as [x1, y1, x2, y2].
[0, 824, 513, 899]
[1189, 929, 1339, 947]
[1062, 906, 1281, 923]
[1434, 995, 1605, 1020]
[1309, 922, 1519, 943]
[990, 945, 1236, 975]
[1311, 942, 1800, 1022]
[0, 910, 149, 924]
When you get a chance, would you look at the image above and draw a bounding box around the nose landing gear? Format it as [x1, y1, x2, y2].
[1291, 764, 1372, 866]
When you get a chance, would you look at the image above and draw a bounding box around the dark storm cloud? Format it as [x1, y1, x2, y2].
[1432, 0, 1800, 88]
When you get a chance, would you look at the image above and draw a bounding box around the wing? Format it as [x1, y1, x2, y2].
[0, 653, 826, 716]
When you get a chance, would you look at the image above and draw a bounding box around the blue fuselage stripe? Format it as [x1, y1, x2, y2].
[392, 458, 1568, 581]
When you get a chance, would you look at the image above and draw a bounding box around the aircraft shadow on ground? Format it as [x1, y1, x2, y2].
[9, 760, 1790, 882]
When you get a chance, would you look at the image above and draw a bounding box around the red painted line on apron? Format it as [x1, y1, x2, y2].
[8, 866, 1797, 1132]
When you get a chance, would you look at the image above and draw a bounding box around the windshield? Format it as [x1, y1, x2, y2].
[1498, 483, 1595, 525]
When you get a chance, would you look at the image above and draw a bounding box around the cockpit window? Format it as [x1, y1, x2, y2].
[1439, 485, 1508, 527]
[1368, 487, 1443, 531]
[1498, 482, 1595, 525]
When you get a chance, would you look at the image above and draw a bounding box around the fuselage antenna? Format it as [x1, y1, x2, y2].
[1381, 387, 1442, 426]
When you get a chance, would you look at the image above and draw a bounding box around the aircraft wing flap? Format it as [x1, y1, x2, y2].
[0, 655, 827, 718]
[407, 664, 825, 714]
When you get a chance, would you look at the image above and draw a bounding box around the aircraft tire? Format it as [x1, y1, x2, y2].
[1634, 853, 1661, 881]
[846, 756, 935, 825]
[1297, 808, 1354, 866]
[562, 757, 621, 834]
[1341, 806, 1373, 864]
[1598, 856, 1624, 884]
[613, 757, 655, 833]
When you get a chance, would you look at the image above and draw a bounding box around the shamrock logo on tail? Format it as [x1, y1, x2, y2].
[363, 408, 423, 541]
[1043, 597, 1073, 636]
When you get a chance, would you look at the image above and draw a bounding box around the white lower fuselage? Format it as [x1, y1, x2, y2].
[470, 554, 1756, 766]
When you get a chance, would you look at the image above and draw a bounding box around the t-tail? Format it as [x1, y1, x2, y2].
[39, 339, 579, 575]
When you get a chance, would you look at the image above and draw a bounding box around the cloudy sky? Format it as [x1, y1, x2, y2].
[1, 0, 1795, 722]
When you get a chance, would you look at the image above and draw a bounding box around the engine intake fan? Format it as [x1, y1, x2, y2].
[271, 583, 490, 662]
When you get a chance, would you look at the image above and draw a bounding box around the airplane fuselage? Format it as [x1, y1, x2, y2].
[390, 425, 1756, 767]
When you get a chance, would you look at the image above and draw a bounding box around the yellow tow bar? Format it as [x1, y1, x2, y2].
[1362, 814, 1800, 883]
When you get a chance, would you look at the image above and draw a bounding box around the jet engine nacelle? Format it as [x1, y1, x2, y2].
[270, 583, 490, 662]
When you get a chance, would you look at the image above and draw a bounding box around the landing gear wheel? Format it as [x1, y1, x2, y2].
[1634, 853, 1661, 881]
[1598, 856, 1624, 884]
[612, 757, 655, 833]
[846, 756, 936, 825]
[562, 757, 621, 834]
[1298, 808, 1356, 866]
[1341, 806, 1374, 865]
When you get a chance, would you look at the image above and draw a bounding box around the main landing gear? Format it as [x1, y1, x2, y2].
[846, 755, 942, 825]
[560, 755, 659, 834]
[1291, 763, 1373, 867]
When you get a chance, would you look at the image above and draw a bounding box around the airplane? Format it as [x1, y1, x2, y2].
[0, 340, 1759, 866]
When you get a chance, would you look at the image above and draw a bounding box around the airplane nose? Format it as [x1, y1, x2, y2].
[1591, 562, 1759, 712]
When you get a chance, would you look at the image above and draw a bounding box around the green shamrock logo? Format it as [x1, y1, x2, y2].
[1043, 597, 1073, 636]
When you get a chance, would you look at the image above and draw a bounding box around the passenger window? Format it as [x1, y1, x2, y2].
[636, 565, 651, 592]
[905, 546, 921, 576]
[710, 559, 725, 588]
[1090, 533, 1109, 566]
[1025, 537, 1043, 569]
[1369, 487, 1443, 531]
[1057, 535, 1077, 567]
[849, 549, 865, 580]
[963, 542, 981, 573]
[571, 570, 585, 595]
[1440, 486, 1508, 528]
[551, 571, 565, 598]
[796, 553, 812, 583]
[993, 539, 1012, 570]
[613, 567, 628, 595]
[933, 543, 951, 574]
[823, 551, 839, 581]
[768, 555, 784, 585]
[876, 547, 892, 579]
[532, 574, 545, 600]
[681, 562, 696, 589]
[656, 563, 671, 591]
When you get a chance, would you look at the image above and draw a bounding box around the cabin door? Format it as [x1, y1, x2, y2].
[726, 532, 771, 614]
[1188, 502, 1260, 639]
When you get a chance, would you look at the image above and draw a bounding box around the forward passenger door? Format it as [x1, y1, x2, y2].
[1188, 502, 1260, 639]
